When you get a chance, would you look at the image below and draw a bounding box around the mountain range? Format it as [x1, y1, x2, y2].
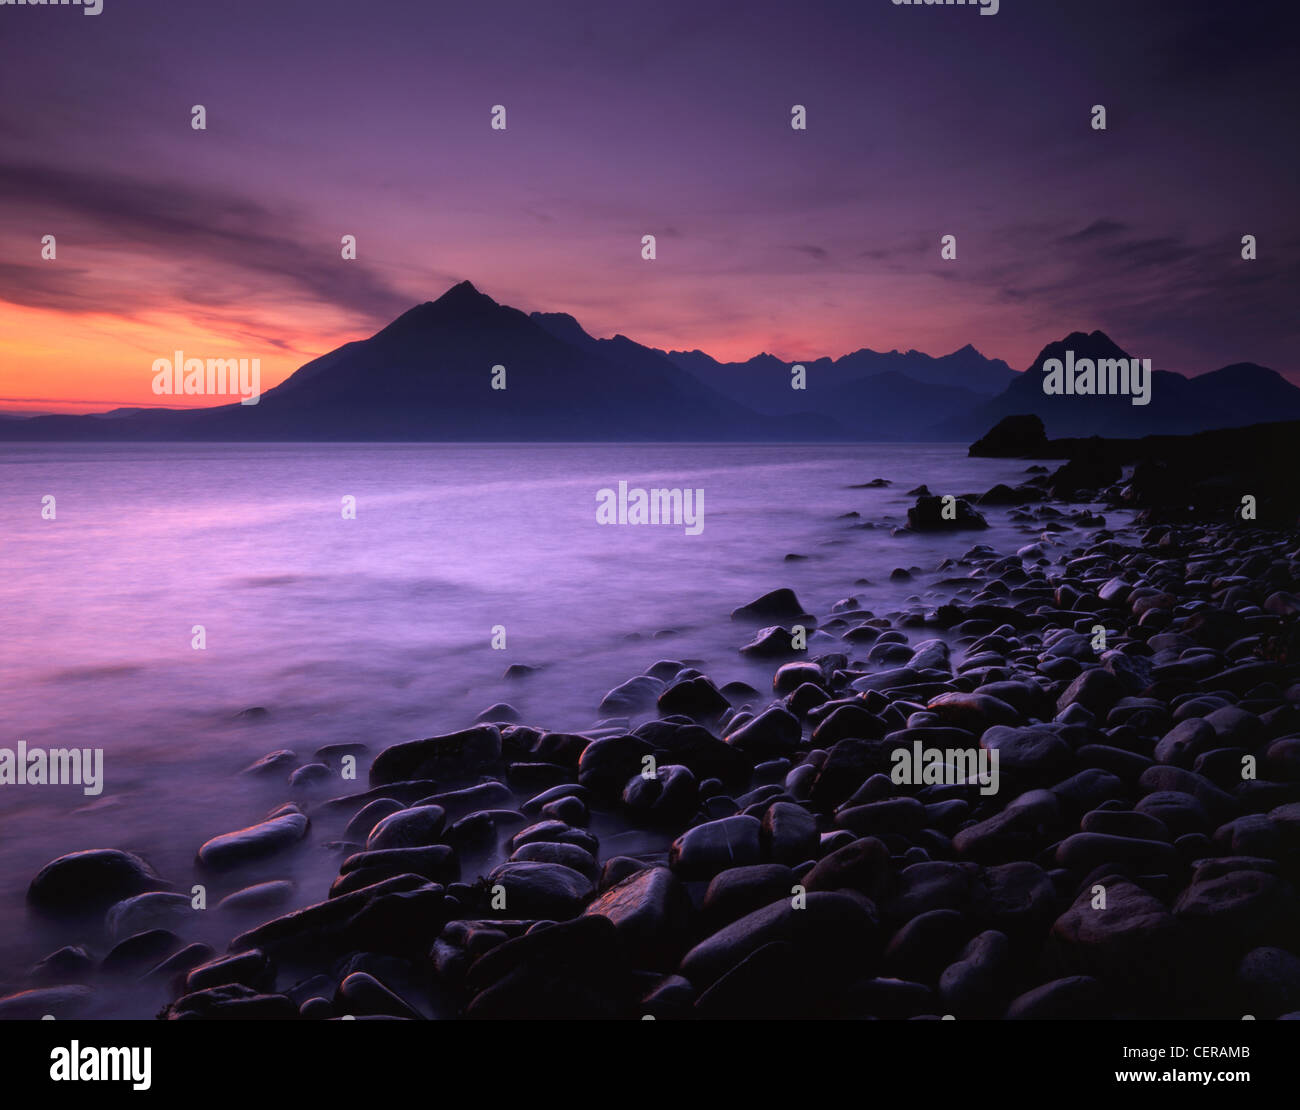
[2, 281, 1297, 442]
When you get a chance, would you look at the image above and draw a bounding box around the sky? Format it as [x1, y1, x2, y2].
[1, 0, 1297, 412]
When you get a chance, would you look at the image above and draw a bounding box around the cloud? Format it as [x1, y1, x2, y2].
[0, 161, 416, 324]
[996, 218, 1300, 374]
[1058, 220, 1127, 244]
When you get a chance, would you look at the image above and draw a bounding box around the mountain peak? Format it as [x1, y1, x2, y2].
[431, 280, 495, 309]
[378, 281, 501, 338]
[1026, 329, 1129, 374]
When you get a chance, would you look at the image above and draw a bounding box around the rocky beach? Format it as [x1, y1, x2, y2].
[5, 439, 1299, 1022]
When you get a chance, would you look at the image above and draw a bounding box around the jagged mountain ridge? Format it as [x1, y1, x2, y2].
[2, 285, 1295, 442]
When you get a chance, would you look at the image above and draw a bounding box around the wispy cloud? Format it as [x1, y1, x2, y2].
[0, 161, 415, 324]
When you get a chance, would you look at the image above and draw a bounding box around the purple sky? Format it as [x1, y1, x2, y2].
[2, 0, 1298, 410]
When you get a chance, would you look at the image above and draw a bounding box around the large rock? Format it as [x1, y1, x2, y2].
[969, 414, 1049, 458]
[510, 819, 598, 855]
[976, 483, 1042, 506]
[101, 929, 181, 976]
[344, 798, 405, 841]
[1173, 869, 1300, 959]
[801, 836, 893, 901]
[884, 861, 977, 923]
[1048, 452, 1121, 497]
[599, 676, 665, 715]
[938, 929, 1010, 1015]
[364, 805, 447, 851]
[883, 908, 971, 983]
[907, 495, 988, 532]
[28, 850, 168, 917]
[1138, 766, 1235, 817]
[679, 891, 879, 991]
[980, 726, 1071, 785]
[510, 841, 597, 882]
[739, 626, 802, 659]
[165, 983, 298, 1020]
[417, 781, 515, 822]
[577, 734, 655, 796]
[486, 862, 594, 920]
[105, 891, 195, 939]
[197, 813, 309, 872]
[1054, 833, 1178, 874]
[761, 802, 818, 865]
[809, 736, 909, 810]
[1154, 718, 1218, 767]
[216, 880, 296, 914]
[621, 763, 698, 824]
[229, 873, 434, 959]
[0, 985, 96, 1019]
[648, 723, 752, 788]
[730, 589, 812, 623]
[464, 915, 635, 1020]
[837, 797, 926, 837]
[669, 816, 762, 880]
[953, 790, 1060, 864]
[657, 677, 730, 719]
[692, 940, 806, 1019]
[185, 950, 274, 993]
[724, 706, 801, 757]
[927, 692, 1021, 732]
[1056, 668, 1123, 718]
[1047, 877, 1182, 999]
[810, 704, 888, 746]
[335, 845, 458, 892]
[1005, 976, 1108, 1019]
[702, 864, 798, 926]
[583, 866, 692, 966]
[1134, 791, 1210, 836]
[369, 726, 502, 787]
[337, 971, 422, 1020]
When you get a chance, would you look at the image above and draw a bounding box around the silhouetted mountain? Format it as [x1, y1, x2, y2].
[822, 370, 988, 440]
[1184, 363, 1300, 427]
[840, 344, 1016, 394]
[524, 309, 803, 437]
[2, 292, 1295, 443]
[0, 283, 839, 442]
[529, 311, 598, 351]
[928, 330, 1300, 439]
[663, 343, 1015, 423]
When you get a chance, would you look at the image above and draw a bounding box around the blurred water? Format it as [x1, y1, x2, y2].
[0, 441, 1056, 1005]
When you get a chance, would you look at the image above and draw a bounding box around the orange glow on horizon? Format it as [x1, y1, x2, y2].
[0, 302, 361, 415]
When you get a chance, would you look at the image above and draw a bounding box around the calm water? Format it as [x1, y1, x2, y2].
[0, 442, 1093, 1012]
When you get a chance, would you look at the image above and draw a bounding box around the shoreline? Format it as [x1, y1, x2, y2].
[4, 466, 1299, 1020]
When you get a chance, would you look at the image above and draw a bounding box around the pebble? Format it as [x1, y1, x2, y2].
[128, 485, 1300, 1021]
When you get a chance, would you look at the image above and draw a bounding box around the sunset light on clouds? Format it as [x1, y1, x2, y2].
[2, 0, 1297, 413]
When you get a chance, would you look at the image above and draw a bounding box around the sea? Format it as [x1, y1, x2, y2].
[0, 441, 1110, 1014]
